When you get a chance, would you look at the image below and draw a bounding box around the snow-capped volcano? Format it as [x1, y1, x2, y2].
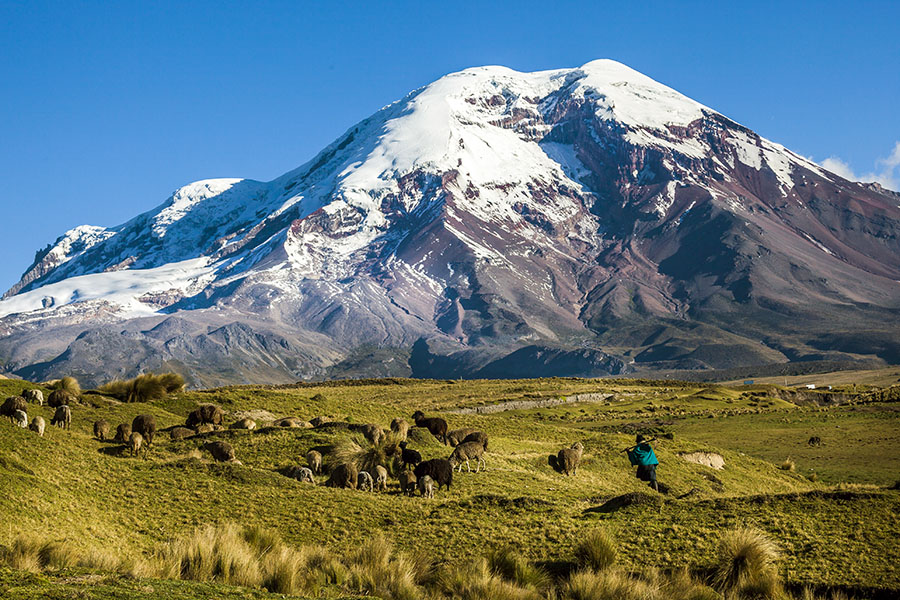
[3, 60, 899, 386]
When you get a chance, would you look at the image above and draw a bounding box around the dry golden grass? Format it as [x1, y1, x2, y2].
[573, 529, 618, 572]
[714, 527, 781, 599]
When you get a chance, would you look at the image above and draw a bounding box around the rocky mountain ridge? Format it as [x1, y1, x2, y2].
[2, 60, 898, 386]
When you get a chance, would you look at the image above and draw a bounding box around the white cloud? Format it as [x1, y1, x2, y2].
[819, 141, 900, 192]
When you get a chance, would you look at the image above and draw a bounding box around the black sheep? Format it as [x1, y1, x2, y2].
[186, 404, 224, 428]
[412, 410, 448, 444]
[414, 458, 453, 491]
[398, 441, 422, 471]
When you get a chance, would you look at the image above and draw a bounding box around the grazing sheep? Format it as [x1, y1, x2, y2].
[230, 418, 256, 430]
[29, 416, 45, 437]
[114, 423, 132, 443]
[129, 432, 143, 457]
[357, 423, 385, 445]
[399, 471, 418, 496]
[22, 389, 43, 406]
[357, 470, 374, 492]
[556, 442, 584, 476]
[309, 416, 331, 427]
[186, 404, 224, 428]
[13, 409, 28, 428]
[286, 465, 316, 484]
[51, 405, 71, 430]
[373, 465, 388, 491]
[398, 441, 422, 471]
[461, 431, 488, 451]
[808, 436, 822, 447]
[412, 410, 448, 444]
[447, 427, 478, 447]
[204, 441, 236, 462]
[273, 417, 308, 428]
[414, 459, 453, 491]
[306, 450, 323, 475]
[448, 440, 486, 473]
[132, 414, 157, 445]
[390, 418, 409, 440]
[418, 475, 435, 498]
[325, 463, 358, 489]
[93, 419, 110, 441]
[47, 389, 75, 408]
[194, 423, 216, 434]
[1, 396, 27, 422]
[169, 426, 194, 441]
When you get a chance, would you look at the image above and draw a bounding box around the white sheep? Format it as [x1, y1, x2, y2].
[13, 409, 28, 428]
[418, 475, 435, 498]
[357, 470, 374, 492]
[23, 389, 43, 406]
[373, 465, 388, 491]
[297, 466, 316, 485]
[29, 416, 45, 437]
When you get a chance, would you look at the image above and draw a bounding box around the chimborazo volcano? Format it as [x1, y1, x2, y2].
[2, 60, 899, 386]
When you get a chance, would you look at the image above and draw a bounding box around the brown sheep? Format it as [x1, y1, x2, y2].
[557, 442, 584, 476]
[399, 471, 417, 496]
[448, 441, 486, 472]
[325, 463, 358, 489]
[22, 389, 44, 405]
[390, 418, 409, 440]
[309, 416, 331, 427]
[204, 441, 236, 462]
[414, 459, 453, 491]
[306, 450, 323, 475]
[412, 410, 448, 444]
[93, 419, 110, 441]
[447, 427, 478, 447]
[273, 417, 309, 428]
[461, 431, 488, 451]
[114, 423, 132, 443]
[186, 404, 224, 428]
[1, 396, 27, 422]
[169, 426, 194, 441]
[373, 465, 388, 491]
[51, 405, 71, 429]
[194, 423, 216, 434]
[129, 432, 144, 457]
[132, 414, 157, 445]
[357, 423, 385, 445]
[47, 389, 75, 408]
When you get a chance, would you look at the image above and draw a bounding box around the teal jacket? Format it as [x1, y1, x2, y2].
[627, 443, 658, 466]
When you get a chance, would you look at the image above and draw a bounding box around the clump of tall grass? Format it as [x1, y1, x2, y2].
[487, 546, 552, 592]
[0, 533, 123, 573]
[326, 432, 402, 475]
[98, 372, 186, 403]
[574, 528, 617, 572]
[779, 458, 795, 472]
[344, 534, 423, 600]
[439, 557, 542, 600]
[713, 527, 781, 599]
[563, 569, 659, 600]
[48, 376, 81, 397]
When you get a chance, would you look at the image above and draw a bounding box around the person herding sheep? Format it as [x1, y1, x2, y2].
[626, 434, 659, 493]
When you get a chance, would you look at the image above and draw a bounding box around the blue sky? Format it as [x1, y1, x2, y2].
[1, 1, 898, 294]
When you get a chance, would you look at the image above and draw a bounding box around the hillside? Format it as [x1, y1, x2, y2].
[1, 60, 899, 386]
[1, 376, 898, 599]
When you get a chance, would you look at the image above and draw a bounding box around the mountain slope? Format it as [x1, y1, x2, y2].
[2, 60, 899, 386]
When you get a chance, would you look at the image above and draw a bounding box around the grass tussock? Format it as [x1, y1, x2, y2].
[574, 529, 617, 572]
[0, 533, 124, 573]
[714, 527, 781, 599]
[780, 458, 796, 472]
[563, 569, 658, 600]
[345, 534, 422, 600]
[439, 557, 542, 600]
[48, 376, 81, 397]
[326, 432, 401, 475]
[487, 546, 552, 592]
[98, 372, 186, 403]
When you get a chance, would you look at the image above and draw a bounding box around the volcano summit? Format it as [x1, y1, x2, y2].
[2, 60, 899, 386]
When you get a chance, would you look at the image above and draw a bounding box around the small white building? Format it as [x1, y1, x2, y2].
[805, 384, 816, 390]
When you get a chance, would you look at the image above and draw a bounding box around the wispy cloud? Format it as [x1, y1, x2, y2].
[819, 142, 900, 192]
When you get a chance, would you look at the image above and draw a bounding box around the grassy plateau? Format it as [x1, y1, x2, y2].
[0, 373, 897, 599]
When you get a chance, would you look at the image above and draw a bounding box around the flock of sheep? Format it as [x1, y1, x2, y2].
[2, 388, 586, 498]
